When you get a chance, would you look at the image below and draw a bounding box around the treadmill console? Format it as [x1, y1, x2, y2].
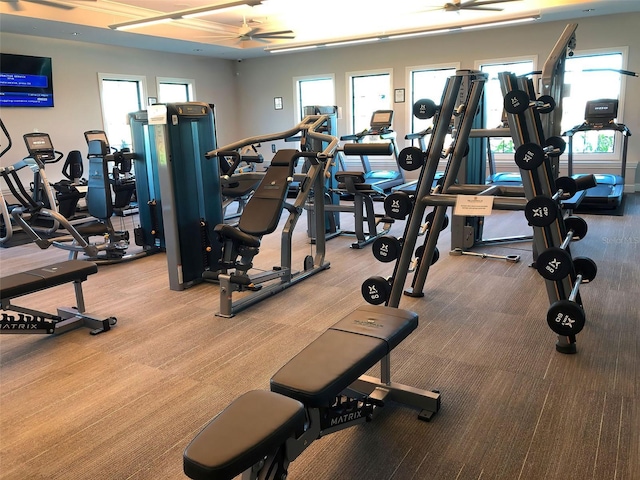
[369, 110, 394, 134]
[23, 132, 56, 162]
[584, 99, 618, 126]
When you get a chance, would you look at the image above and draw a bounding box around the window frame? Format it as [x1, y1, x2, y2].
[560, 46, 628, 164]
[406, 62, 460, 137]
[345, 68, 393, 134]
[156, 76, 196, 103]
[474, 55, 537, 159]
[293, 74, 336, 124]
[97, 72, 147, 150]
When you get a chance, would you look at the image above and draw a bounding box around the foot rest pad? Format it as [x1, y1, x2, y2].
[183, 390, 305, 480]
[270, 305, 418, 408]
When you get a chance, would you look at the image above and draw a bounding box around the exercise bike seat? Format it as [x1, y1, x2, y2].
[183, 390, 305, 480]
[270, 305, 418, 408]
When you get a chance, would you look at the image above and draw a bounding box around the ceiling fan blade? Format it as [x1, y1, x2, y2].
[464, 0, 523, 6]
[460, 5, 505, 11]
[24, 0, 76, 10]
[2, 0, 24, 11]
[252, 30, 294, 37]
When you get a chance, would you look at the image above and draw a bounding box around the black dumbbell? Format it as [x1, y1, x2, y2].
[413, 98, 438, 120]
[361, 276, 392, 305]
[546, 257, 597, 336]
[555, 174, 598, 199]
[504, 90, 556, 114]
[372, 235, 402, 263]
[536, 216, 589, 281]
[421, 210, 449, 236]
[524, 175, 583, 227]
[514, 139, 567, 171]
[384, 191, 413, 220]
[409, 245, 440, 272]
[398, 146, 425, 171]
[544, 136, 566, 157]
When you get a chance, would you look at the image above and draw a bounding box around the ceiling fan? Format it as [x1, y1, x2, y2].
[428, 0, 523, 13]
[1, 0, 96, 11]
[200, 16, 295, 44]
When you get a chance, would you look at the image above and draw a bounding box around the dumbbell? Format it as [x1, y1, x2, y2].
[514, 137, 566, 171]
[503, 90, 556, 115]
[525, 175, 597, 227]
[398, 146, 425, 172]
[372, 235, 402, 263]
[420, 210, 449, 236]
[413, 98, 438, 120]
[535, 216, 589, 281]
[384, 191, 413, 220]
[361, 276, 392, 305]
[409, 245, 440, 272]
[546, 256, 597, 336]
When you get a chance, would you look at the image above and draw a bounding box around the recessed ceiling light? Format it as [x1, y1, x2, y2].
[193, 48, 203, 52]
[583, 8, 595, 12]
[71, 32, 80, 36]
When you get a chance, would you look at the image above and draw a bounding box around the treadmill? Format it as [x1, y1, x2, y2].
[340, 109, 404, 194]
[564, 98, 630, 210]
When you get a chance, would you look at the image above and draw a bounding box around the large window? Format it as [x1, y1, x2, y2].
[294, 75, 335, 122]
[348, 70, 392, 134]
[409, 64, 458, 135]
[478, 58, 535, 154]
[561, 50, 625, 155]
[98, 73, 146, 150]
[157, 77, 195, 103]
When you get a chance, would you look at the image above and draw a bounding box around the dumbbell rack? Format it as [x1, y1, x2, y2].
[499, 71, 594, 354]
[364, 71, 532, 305]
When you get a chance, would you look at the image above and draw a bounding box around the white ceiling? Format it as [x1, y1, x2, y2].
[1, 0, 640, 59]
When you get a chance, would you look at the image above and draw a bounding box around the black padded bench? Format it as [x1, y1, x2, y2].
[1, 260, 115, 335]
[184, 305, 439, 480]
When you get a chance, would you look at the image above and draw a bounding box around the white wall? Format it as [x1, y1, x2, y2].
[1, 12, 639, 191]
[233, 13, 640, 191]
[0, 34, 239, 185]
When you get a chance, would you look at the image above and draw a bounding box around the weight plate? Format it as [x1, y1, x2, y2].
[573, 256, 597, 283]
[413, 98, 437, 120]
[525, 196, 558, 227]
[564, 215, 588, 241]
[536, 246, 572, 281]
[555, 176, 578, 197]
[384, 191, 413, 220]
[372, 235, 401, 263]
[537, 95, 556, 114]
[545, 136, 566, 157]
[431, 247, 440, 265]
[398, 146, 424, 171]
[361, 276, 391, 305]
[547, 300, 586, 336]
[503, 90, 530, 114]
[424, 210, 449, 231]
[514, 143, 545, 170]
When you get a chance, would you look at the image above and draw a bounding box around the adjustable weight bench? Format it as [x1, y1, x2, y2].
[184, 305, 441, 480]
[1, 260, 116, 335]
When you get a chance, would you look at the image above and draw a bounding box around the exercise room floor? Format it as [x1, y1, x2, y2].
[1, 195, 638, 480]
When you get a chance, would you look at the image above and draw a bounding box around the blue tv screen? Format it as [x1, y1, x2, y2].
[0, 53, 54, 107]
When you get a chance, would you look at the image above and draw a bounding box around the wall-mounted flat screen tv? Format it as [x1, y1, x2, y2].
[0, 53, 54, 107]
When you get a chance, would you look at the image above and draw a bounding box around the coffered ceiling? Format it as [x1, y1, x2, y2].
[1, 0, 639, 59]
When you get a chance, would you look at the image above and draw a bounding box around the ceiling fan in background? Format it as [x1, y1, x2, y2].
[427, 0, 523, 13]
[200, 16, 295, 44]
[1, 0, 96, 11]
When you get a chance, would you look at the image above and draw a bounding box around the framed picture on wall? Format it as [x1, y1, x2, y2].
[394, 89, 405, 104]
[274, 97, 283, 110]
[148, 96, 157, 106]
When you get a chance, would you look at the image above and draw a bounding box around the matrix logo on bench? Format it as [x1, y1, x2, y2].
[1, 313, 58, 332]
[353, 317, 384, 329]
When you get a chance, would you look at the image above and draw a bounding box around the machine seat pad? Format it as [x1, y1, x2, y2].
[270, 305, 418, 408]
[183, 390, 305, 480]
[343, 142, 394, 156]
[214, 224, 261, 248]
[235, 149, 299, 237]
[1, 260, 98, 300]
[75, 221, 109, 237]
